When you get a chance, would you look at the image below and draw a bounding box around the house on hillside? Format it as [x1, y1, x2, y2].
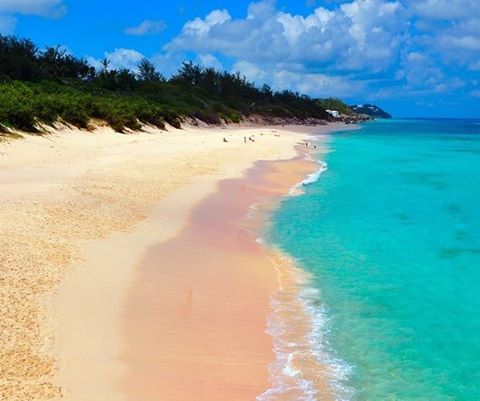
[326, 109, 339, 118]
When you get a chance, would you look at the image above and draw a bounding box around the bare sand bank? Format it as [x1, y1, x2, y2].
[0, 122, 348, 400]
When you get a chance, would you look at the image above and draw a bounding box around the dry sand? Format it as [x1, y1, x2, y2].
[0, 122, 347, 400]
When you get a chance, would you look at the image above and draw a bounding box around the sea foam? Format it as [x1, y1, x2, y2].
[257, 255, 353, 401]
[289, 161, 328, 196]
[256, 144, 352, 401]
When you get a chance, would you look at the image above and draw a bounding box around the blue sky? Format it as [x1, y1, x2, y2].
[1, 0, 479, 118]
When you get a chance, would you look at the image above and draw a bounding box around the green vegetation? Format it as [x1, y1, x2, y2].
[0, 35, 331, 133]
[317, 98, 354, 115]
[350, 104, 392, 119]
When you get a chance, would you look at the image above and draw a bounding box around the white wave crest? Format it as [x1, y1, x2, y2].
[289, 161, 328, 196]
[257, 256, 354, 401]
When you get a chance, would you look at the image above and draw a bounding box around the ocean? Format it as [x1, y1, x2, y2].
[268, 119, 480, 401]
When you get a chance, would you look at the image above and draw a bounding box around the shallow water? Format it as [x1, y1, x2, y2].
[269, 119, 480, 401]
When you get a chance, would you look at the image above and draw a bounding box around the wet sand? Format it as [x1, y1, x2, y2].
[121, 152, 323, 400]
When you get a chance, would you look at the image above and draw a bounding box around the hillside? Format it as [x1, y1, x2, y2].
[350, 104, 392, 119]
[0, 35, 331, 133]
[317, 98, 354, 115]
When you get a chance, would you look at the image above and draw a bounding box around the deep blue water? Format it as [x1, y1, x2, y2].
[270, 119, 480, 401]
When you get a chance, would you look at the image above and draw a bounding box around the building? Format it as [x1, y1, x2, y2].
[326, 109, 339, 118]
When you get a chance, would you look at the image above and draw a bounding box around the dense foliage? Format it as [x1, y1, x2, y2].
[0, 35, 331, 133]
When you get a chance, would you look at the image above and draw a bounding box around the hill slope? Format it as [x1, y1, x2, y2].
[350, 104, 392, 119]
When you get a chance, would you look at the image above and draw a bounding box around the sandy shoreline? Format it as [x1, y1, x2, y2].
[120, 151, 322, 401]
[0, 122, 349, 400]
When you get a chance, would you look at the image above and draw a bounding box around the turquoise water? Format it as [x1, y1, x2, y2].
[270, 119, 480, 401]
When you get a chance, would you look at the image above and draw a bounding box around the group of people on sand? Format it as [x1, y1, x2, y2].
[222, 136, 256, 143]
[222, 137, 317, 148]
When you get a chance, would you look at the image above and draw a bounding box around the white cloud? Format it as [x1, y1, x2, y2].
[400, 52, 444, 88]
[402, 0, 480, 71]
[151, 52, 185, 77]
[0, 0, 66, 34]
[86, 56, 102, 71]
[167, 0, 407, 73]
[407, 0, 480, 20]
[418, 16, 480, 70]
[106, 48, 144, 71]
[0, 15, 16, 33]
[182, 9, 231, 36]
[162, 0, 411, 100]
[88, 48, 145, 72]
[232, 60, 268, 83]
[232, 59, 364, 98]
[247, 0, 276, 19]
[272, 69, 364, 98]
[124, 19, 166, 36]
[162, 0, 480, 100]
[196, 54, 223, 71]
[0, 0, 66, 18]
[391, 50, 467, 99]
[150, 52, 223, 78]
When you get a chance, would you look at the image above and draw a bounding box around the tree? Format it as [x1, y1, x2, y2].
[260, 84, 273, 100]
[137, 58, 163, 82]
[0, 35, 39, 80]
[115, 68, 137, 91]
[100, 58, 110, 74]
[199, 67, 221, 96]
[171, 61, 202, 87]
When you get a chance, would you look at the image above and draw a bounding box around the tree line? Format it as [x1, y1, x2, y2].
[0, 34, 331, 132]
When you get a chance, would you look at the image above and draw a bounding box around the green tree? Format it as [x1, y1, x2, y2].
[137, 58, 163, 82]
[0, 35, 39, 81]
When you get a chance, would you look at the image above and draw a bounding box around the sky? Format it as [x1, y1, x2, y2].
[1, 0, 479, 118]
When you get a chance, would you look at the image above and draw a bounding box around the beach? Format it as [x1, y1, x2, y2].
[0, 122, 346, 401]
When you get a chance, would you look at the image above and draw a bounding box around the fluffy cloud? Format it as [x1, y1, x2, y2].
[124, 19, 167, 36]
[231, 60, 365, 98]
[196, 54, 223, 71]
[167, 0, 407, 73]
[397, 52, 445, 89]
[0, 0, 66, 34]
[162, 0, 479, 100]
[164, 0, 407, 99]
[407, 0, 480, 20]
[232, 61, 268, 83]
[105, 48, 145, 71]
[420, 18, 480, 70]
[0, 0, 66, 18]
[182, 9, 231, 36]
[405, 0, 480, 70]
[88, 48, 145, 72]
